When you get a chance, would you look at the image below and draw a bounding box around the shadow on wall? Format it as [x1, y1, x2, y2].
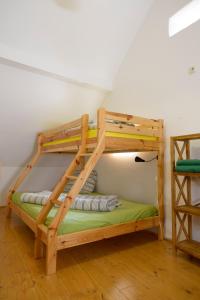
[96, 152, 157, 204]
[0, 154, 74, 206]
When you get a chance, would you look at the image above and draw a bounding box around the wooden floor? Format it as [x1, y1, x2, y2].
[1, 208, 200, 300]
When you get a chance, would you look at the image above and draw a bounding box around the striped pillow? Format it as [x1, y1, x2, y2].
[64, 170, 97, 194]
[70, 194, 119, 211]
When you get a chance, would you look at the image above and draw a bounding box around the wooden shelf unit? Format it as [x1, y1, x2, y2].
[171, 133, 200, 259]
[176, 240, 200, 259]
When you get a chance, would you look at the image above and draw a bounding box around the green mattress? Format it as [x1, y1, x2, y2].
[12, 192, 158, 235]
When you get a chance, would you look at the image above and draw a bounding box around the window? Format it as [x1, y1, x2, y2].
[169, 0, 200, 37]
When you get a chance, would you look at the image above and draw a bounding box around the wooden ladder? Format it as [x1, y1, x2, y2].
[34, 114, 106, 274]
[36, 135, 105, 229]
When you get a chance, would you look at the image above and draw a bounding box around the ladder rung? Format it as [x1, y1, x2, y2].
[67, 175, 78, 180]
[80, 153, 92, 156]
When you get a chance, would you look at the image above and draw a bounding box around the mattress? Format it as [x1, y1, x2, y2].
[12, 193, 158, 235]
[43, 128, 157, 148]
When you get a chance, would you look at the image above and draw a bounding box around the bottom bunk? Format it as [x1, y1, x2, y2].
[12, 192, 158, 235]
[10, 192, 160, 274]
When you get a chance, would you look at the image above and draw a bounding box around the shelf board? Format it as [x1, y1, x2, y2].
[174, 172, 200, 177]
[176, 205, 200, 216]
[177, 240, 200, 259]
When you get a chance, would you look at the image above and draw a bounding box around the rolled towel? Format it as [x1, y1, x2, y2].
[176, 159, 200, 166]
[70, 194, 119, 212]
[21, 191, 119, 212]
[176, 165, 200, 173]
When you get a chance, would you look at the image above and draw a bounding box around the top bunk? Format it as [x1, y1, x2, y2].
[40, 108, 164, 153]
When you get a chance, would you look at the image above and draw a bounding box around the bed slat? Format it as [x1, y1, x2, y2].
[105, 123, 160, 137]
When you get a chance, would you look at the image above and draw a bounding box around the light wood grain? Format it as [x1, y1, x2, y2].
[172, 133, 200, 141]
[1, 208, 200, 300]
[171, 133, 200, 258]
[41, 117, 82, 138]
[106, 110, 161, 128]
[57, 216, 160, 250]
[105, 122, 160, 137]
[7, 108, 164, 275]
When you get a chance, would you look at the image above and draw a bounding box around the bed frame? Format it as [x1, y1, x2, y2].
[7, 108, 164, 275]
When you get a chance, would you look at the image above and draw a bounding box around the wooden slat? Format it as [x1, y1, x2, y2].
[37, 224, 48, 245]
[41, 118, 82, 138]
[42, 140, 81, 152]
[42, 128, 81, 144]
[42, 141, 97, 153]
[177, 240, 200, 259]
[46, 229, 57, 275]
[172, 133, 200, 141]
[176, 212, 189, 240]
[42, 137, 97, 153]
[175, 176, 187, 205]
[185, 141, 192, 239]
[177, 213, 187, 242]
[105, 137, 160, 151]
[42, 136, 159, 153]
[106, 111, 161, 127]
[57, 216, 160, 250]
[176, 205, 200, 216]
[157, 119, 164, 240]
[97, 108, 106, 141]
[105, 123, 160, 137]
[174, 172, 200, 177]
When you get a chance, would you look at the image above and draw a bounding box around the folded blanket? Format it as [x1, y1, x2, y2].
[176, 165, 200, 173]
[176, 159, 200, 166]
[20, 191, 119, 212]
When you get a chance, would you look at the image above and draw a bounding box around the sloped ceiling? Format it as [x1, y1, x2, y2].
[0, 0, 154, 89]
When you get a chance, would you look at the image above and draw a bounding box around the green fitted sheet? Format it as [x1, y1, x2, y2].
[12, 192, 158, 235]
[176, 165, 200, 173]
[177, 159, 200, 166]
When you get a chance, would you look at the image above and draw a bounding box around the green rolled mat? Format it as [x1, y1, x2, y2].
[176, 165, 200, 173]
[176, 159, 200, 166]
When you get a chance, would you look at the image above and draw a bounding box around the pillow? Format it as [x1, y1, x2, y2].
[64, 169, 97, 194]
[70, 194, 119, 212]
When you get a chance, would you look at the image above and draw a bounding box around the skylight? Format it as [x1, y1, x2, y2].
[169, 0, 200, 37]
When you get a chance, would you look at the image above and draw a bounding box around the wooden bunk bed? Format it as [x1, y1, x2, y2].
[7, 108, 164, 275]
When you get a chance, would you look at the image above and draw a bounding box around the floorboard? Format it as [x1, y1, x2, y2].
[0, 207, 200, 300]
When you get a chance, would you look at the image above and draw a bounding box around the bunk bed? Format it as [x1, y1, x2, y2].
[7, 108, 164, 275]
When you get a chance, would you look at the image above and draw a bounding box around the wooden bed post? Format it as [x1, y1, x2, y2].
[7, 134, 43, 217]
[34, 227, 45, 259]
[157, 120, 164, 240]
[46, 229, 57, 275]
[97, 107, 106, 141]
[170, 137, 177, 252]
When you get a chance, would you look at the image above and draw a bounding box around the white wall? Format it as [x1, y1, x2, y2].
[0, 0, 154, 89]
[97, 153, 157, 205]
[101, 0, 200, 239]
[0, 59, 107, 205]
